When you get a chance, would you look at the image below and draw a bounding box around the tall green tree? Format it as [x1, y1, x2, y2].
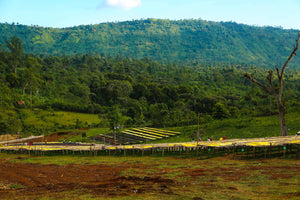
[5, 36, 24, 74]
[0, 82, 12, 108]
[149, 103, 169, 127]
[106, 80, 133, 104]
[21, 56, 42, 108]
[213, 103, 231, 119]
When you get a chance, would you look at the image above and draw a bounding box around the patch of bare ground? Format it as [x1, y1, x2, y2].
[1, 155, 300, 199]
[0, 159, 178, 199]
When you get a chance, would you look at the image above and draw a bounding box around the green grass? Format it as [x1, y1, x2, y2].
[2, 153, 299, 200]
[19, 109, 101, 129]
[1, 108, 105, 137]
[10, 184, 24, 189]
[155, 112, 300, 144]
[66, 127, 110, 142]
[3, 107, 300, 146]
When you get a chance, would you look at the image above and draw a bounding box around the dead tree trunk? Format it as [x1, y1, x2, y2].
[277, 99, 287, 136]
[243, 33, 300, 136]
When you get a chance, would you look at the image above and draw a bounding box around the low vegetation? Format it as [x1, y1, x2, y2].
[0, 153, 299, 199]
[1, 107, 300, 144]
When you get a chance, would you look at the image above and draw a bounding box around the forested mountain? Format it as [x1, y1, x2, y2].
[2, 19, 300, 136]
[1, 19, 299, 68]
[2, 42, 300, 135]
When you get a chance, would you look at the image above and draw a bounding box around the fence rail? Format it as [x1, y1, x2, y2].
[1, 135, 300, 159]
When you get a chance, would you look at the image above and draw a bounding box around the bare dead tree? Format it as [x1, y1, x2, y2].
[243, 32, 300, 136]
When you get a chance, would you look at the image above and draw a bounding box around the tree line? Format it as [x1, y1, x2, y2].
[2, 37, 300, 134]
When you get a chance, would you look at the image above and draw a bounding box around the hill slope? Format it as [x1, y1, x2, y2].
[0, 19, 300, 67]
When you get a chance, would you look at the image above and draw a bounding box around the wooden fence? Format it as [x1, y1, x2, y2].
[1, 135, 300, 159]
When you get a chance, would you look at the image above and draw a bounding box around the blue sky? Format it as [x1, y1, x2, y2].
[0, 0, 300, 29]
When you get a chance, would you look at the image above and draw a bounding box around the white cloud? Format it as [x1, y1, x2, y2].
[105, 0, 142, 10]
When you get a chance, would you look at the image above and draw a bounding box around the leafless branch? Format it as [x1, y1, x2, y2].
[281, 32, 300, 77]
[276, 68, 280, 79]
[243, 33, 299, 136]
[243, 73, 272, 95]
[278, 32, 300, 97]
[267, 70, 274, 90]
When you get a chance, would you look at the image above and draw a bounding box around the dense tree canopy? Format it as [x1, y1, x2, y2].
[2, 35, 300, 136]
[0, 19, 300, 68]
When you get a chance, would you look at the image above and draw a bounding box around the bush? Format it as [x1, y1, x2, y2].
[213, 103, 231, 119]
[50, 101, 89, 113]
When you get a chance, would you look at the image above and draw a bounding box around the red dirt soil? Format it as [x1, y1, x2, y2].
[1, 155, 299, 199]
[12, 132, 82, 144]
[0, 158, 177, 199]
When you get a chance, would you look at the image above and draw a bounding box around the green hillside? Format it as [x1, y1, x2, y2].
[1, 19, 300, 138]
[1, 19, 299, 67]
[1, 48, 300, 137]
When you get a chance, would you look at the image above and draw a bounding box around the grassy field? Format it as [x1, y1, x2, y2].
[2, 108, 300, 144]
[0, 153, 299, 200]
[0, 108, 104, 137]
[19, 109, 101, 129]
[61, 111, 300, 144]
[68, 128, 110, 142]
[155, 112, 300, 144]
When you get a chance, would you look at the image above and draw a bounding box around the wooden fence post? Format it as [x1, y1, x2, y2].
[269, 143, 272, 158]
[264, 146, 267, 159]
[232, 144, 235, 159]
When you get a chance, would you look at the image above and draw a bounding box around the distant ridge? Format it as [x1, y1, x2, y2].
[1, 19, 299, 67]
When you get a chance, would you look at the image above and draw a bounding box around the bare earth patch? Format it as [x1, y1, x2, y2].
[0, 155, 299, 199]
[0, 159, 178, 199]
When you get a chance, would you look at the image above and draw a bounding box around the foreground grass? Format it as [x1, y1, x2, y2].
[1, 153, 299, 200]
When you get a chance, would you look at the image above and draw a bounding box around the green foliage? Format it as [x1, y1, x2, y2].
[0, 110, 22, 134]
[74, 119, 84, 129]
[5, 36, 24, 56]
[154, 112, 300, 144]
[5, 73, 19, 88]
[1, 19, 300, 68]
[213, 103, 231, 119]
[5, 36, 24, 74]
[149, 103, 169, 127]
[1, 47, 300, 135]
[0, 109, 103, 136]
[1, 27, 300, 137]
[0, 82, 13, 108]
[10, 184, 24, 189]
